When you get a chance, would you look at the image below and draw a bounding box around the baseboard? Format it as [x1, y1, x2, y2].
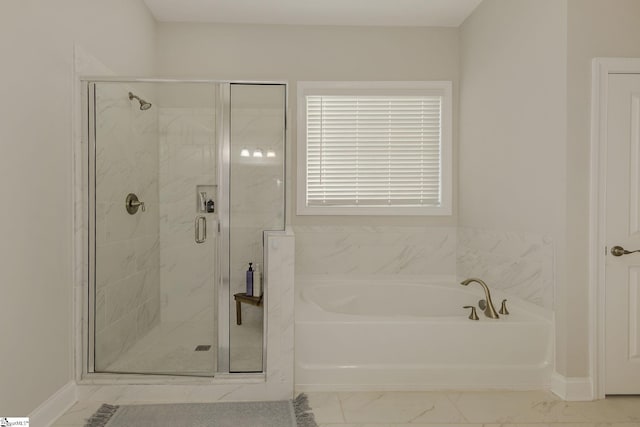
[550, 372, 594, 401]
[29, 381, 77, 427]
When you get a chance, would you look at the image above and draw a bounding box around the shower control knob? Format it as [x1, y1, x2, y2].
[499, 299, 510, 315]
[463, 306, 479, 321]
[125, 193, 145, 215]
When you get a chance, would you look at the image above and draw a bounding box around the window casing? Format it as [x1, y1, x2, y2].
[297, 81, 452, 215]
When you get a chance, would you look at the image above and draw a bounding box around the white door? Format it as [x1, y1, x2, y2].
[605, 74, 640, 394]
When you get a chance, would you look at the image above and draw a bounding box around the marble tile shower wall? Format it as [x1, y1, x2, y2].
[94, 84, 161, 369]
[456, 227, 555, 310]
[294, 226, 554, 310]
[158, 107, 217, 323]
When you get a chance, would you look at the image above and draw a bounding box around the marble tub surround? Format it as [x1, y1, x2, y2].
[294, 225, 457, 277]
[294, 225, 553, 310]
[293, 225, 555, 392]
[94, 83, 161, 370]
[457, 227, 555, 310]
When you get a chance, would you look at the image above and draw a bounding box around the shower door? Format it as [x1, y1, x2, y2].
[89, 81, 218, 376]
[88, 80, 286, 377]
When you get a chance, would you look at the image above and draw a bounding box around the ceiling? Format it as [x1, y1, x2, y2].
[143, 0, 483, 27]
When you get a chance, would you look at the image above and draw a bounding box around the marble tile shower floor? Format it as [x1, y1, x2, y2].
[101, 309, 263, 375]
[229, 319, 263, 372]
[105, 310, 216, 376]
[53, 390, 640, 426]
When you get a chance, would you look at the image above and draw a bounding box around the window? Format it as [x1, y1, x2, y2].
[297, 81, 452, 215]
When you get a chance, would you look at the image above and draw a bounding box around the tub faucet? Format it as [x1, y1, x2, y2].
[460, 278, 500, 319]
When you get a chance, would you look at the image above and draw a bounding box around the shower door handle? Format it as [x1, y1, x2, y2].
[195, 216, 207, 244]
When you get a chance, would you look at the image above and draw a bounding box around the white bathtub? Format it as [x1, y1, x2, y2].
[295, 276, 554, 391]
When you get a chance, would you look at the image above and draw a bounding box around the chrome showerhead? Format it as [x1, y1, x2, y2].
[128, 92, 152, 111]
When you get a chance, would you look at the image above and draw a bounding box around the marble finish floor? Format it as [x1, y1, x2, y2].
[104, 311, 216, 376]
[52, 390, 640, 426]
[102, 314, 264, 375]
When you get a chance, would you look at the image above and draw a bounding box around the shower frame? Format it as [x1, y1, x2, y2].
[81, 78, 287, 380]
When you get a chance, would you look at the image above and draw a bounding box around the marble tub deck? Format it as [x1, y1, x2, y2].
[53, 390, 640, 426]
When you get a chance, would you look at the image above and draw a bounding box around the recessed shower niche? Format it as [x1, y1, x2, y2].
[86, 80, 286, 377]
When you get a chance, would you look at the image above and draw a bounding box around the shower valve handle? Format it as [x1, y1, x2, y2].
[125, 193, 145, 214]
[131, 200, 146, 212]
[463, 305, 479, 321]
[499, 299, 510, 315]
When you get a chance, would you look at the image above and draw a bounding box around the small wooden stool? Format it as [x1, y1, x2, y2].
[233, 292, 263, 325]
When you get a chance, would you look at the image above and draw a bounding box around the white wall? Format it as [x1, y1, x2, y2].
[459, 0, 568, 371]
[459, 0, 567, 233]
[0, 0, 156, 415]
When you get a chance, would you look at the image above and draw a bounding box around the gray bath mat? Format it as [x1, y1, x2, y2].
[85, 394, 317, 427]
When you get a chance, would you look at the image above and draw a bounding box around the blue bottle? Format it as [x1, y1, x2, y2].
[246, 262, 254, 295]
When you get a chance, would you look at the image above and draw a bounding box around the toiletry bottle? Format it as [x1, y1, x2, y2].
[199, 192, 207, 212]
[246, 263, 253, 296]
[252, 263, 262, 297]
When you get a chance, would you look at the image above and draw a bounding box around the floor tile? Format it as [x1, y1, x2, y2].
[608, 396, 640, 419]
[51, 401, 103, 426]
[306, 392, 345, 423]
[318, 425, 480, 427]
[53, 390, 640, 427]
[449, 391, 640, 424]
[393, 425, 478, 427]
[338, 391, 466, 424]
[552, 398, 640, 423]
[483, 424, 640, 427]
[448, 390, 563, 423]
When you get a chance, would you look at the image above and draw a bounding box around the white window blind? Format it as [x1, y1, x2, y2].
[305, 95, 443, 207]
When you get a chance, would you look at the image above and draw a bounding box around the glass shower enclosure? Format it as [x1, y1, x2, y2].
[86, 80, 286, 376]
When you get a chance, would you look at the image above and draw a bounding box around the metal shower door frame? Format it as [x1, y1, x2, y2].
[84, 78, 286, 379]
[216, 83, 231, 373]
[86, 79, 225, 377]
